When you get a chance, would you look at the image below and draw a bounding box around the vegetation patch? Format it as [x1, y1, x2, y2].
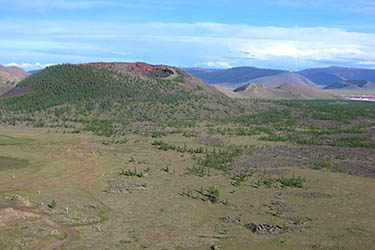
[0, 135, 33, 145]
[180, 185, 227, 204]
[0, 156, 28, 170]
[255, 174, 307, 189]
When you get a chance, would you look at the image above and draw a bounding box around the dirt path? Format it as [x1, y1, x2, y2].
[40, 213, 79, 250]
[0, 204, 79, 250]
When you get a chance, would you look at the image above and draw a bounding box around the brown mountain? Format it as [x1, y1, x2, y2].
[211, 84, 246, 99]
[0, 65, 29, 95]
[0, 65, 29, 85]
[274, 83, 338, 99]
[250, 72, 319, 89]
[234, 82, 339, 100]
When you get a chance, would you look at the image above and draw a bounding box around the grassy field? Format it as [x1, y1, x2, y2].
[0, 134, 33, 145]
[0, 125, 374, 250]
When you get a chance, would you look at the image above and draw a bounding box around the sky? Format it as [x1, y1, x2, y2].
[1, 0, 375, 71]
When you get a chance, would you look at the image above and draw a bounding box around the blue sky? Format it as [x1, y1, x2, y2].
[1, 0, 375, 71]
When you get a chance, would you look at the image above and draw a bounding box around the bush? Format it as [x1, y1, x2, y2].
[48, 200, 57, 209]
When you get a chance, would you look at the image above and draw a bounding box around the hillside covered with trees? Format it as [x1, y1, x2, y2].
[0, 63, 240, 136]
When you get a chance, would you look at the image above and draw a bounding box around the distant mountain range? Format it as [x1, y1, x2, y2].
[324, 80, 375, 90]
[27, 69, 42, 74]
[183, 66, 285, 88]
[184, 66, 375, 90]
[298, 66, 375, 86]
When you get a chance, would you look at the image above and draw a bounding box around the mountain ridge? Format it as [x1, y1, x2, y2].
[298, 66, 375, 86]
[324, 80, 375, 90]
[184, 65, 375, 89]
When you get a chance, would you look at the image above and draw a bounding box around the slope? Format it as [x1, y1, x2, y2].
[274, 83, 338, 99]
[250, 72, 319, 89]
[234, 82, 338, 100]
[211, 84, 246, 99]
[298, 66, 375, 86]
[0, 65, 29, 85]
[233, 83, 281, 99]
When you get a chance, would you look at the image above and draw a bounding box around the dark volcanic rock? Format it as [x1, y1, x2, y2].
[245, 223, 282, 235]
[0, 87, 32, 99]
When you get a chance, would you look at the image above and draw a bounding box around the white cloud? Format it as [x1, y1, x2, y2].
[205, 61, 231, 68]
[359, 61, 375, 65]
[141, 22, 375, 64]
[5, 62, 55, 70]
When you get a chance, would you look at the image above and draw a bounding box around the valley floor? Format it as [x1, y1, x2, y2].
[0, 127, 374, 250]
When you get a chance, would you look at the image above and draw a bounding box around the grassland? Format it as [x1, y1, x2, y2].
[0, 134, 33, 145]
[0, 98, 375, 250]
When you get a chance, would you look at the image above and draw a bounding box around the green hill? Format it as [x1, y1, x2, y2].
[0, 63, 240, 135]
